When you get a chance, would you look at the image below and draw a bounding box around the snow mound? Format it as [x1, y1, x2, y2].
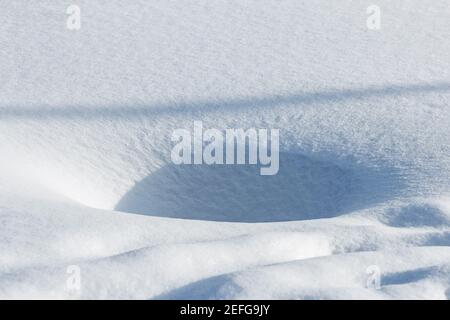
[1, 0, 450, 299]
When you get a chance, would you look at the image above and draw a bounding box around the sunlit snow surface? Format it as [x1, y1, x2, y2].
[1, 1, 450, 299]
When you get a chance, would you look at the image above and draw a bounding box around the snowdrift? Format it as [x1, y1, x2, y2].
[1, 0, 449, 299]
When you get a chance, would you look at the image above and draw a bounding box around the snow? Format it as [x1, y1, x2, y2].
[1, 0, 450, 299]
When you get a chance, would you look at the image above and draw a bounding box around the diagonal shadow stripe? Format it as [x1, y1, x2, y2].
[1, 82, 449, 120]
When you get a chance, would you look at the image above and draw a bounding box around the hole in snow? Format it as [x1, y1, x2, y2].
[115, 153, 403, 222]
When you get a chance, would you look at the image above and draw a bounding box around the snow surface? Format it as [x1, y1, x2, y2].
[1, 0, 450, 299]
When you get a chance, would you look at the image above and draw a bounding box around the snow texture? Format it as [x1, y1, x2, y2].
[1, 0, 450, 299]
